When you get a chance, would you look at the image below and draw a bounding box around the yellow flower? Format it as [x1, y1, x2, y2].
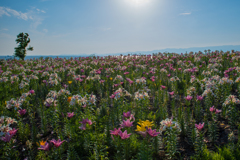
[110, 77, 113, 81]
[5, 101, 7, 105]
[68, 81, 72, 84]
[37, 140, 46, 146]
[67, 97, 72, 102]
[135, 120, 154, 132]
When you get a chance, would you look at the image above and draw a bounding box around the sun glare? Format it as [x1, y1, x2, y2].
[126, 0, 151, 7]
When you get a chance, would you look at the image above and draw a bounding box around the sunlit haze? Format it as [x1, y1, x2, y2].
[0, 0, 240, 56]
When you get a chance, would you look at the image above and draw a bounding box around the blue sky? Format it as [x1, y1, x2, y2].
[0, 0, 240, 56]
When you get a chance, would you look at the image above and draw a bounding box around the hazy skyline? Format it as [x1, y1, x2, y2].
[0, 0, 240, 56]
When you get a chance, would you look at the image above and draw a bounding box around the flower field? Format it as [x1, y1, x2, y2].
[1, 51, 240, 159]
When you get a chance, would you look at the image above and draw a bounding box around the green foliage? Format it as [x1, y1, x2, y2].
[14, 32, 33, 60]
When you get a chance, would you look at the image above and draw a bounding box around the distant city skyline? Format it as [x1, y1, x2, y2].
[0, 0, 240, 56]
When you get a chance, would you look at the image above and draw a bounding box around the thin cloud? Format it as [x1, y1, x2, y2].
[0, 6, 29, 20]
[1, 28, 8, 31]
[36, 8, 46, 13]
[43, 29, 48, 33]
[0, 7, 11, 17]
[180, 12, 191, 15]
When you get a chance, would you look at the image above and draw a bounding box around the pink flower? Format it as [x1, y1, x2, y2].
[79, 118, 93, 130]
[185, 95, 193, 101]
[161, 85, 166, 89]
[118, 130, 131, 140]
[29, 90, 35, 94]
[215, 109, 222, 114]
[9, 128, 18, 136]
[120, 119, 133, 128]
[38, 142, 50, 151]
[197, 95, 203, 101]
[110, 128, 121, 140]
[110, 94, 115, 99]
[67, 112, 75, 118]
[79, 125, 86, 130]
[50, 139, 65, 148]
[209, 106, 216, 112]
[1, 133, 14, 142]
[79, 118, 92, 125]
[169, 91, 174, 96]
[110, 128, 121, 136]
[123, 111, 131, 118]
[147, 128, 160, 137]
[124, 72, 129, 75]
[18, 109, 26, 116]
[195, 123, 204, 131]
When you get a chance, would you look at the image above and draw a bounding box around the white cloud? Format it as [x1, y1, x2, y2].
[180, 12, 191, 15]
[36, 8, 46, 13]
[43, 29, 48, 33]
[0, 6, 10, 16]
[0, 6, 30, 20]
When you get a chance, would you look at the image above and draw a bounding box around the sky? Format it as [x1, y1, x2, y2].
[0, 0, 240, 56]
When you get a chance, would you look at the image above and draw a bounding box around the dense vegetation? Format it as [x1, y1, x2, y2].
[1, 50, 240, 159]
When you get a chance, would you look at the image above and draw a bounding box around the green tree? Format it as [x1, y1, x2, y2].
[14, 32, 33, 60]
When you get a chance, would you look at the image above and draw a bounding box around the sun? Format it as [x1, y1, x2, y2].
[127, 0, 151, 7]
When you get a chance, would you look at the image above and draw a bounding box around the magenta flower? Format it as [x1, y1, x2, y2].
[169, 91, 174, 96]
[195, 123, 204, 131]
[79, 118, 93, 130]
[120, 119, 134, 128]
[209, 106, 216, 112]
[1, 133, 14, 142]
[50, 139, 65, 148]
[18, 109, 26, 116]
[118, 130, 131, 140]
[110, 94, 115, 99]
[79, 125, 86, 130]
[196, 95, 203, 101]
[38, 142, 50, 151]
[147, 128, 160, 137]
[124, 72, 129, 75]
[29, 89, 35, 94]
[215, 109, 222, 114]
[123, 111, 131, 118]
[185, 95, 193, 101]
[79, 118, 93, 125]
[161, 85, 166, 89]
[9, 128, 18, 136]
[67, 112, 75, 118]
[110, 127, 122, 140]
[110, 128, 122, 136]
